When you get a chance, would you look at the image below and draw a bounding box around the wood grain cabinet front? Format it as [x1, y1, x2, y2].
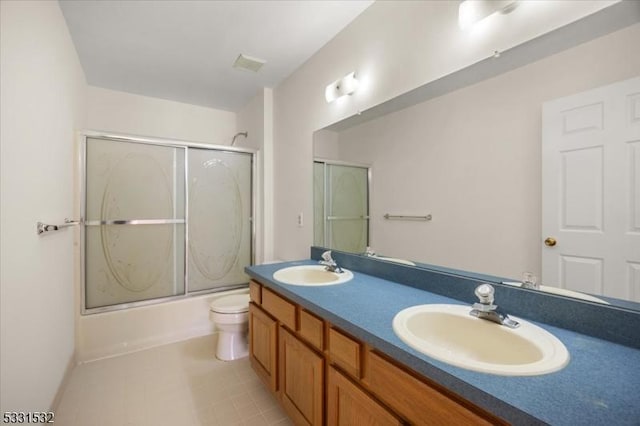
[248, 281, 505, 426]
[279, 327, 324, 426]
[262, 287, 297, 330]
[364, 351, 505, 426]
[249, 280, 262, 304]
[328, 327, 362, 379]
[298, 309, 325, 351]
[327, 366, 402, 426]
[249, 303, 278, 392]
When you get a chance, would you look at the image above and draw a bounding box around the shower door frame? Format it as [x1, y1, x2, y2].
[313, 158, 372, 252]
[79, 131, 257, 315]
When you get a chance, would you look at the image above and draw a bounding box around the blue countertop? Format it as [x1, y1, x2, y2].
[246, 260, 640, 426]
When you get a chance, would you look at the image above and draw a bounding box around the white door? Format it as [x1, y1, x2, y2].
[542, 76, 640, 302]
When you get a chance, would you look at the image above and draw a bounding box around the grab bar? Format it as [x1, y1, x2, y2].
[383, 213, 432, 221]
[84, 219, 185, 226]
[327, 216, 369, 221]
[36, 218, 81, 235]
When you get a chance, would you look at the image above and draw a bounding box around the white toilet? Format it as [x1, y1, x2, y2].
[209, 291, 251, 361]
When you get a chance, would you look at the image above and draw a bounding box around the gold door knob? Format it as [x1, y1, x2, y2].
[544, 237, 557, 247]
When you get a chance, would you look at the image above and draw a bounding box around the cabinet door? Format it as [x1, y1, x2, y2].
[328, 367, 402, 426]
[280, 327, 324, 426]
[249, 303, 278, 392]
[366, 351, 500, 426]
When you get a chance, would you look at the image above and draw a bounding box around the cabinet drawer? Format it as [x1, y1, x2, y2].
[366, 351, 500, 426]
[249, 280, 262, 304]
[298, 309, 325, 351]
[328, 367, 402, 426]
[262, 287, 296, 330]
[328, 328, 362, 378]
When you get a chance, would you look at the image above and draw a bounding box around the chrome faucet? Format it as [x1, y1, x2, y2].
[319, 250, 344, 273]
[470, 284, 520, 329]
[521, 272, 540, 290]
[364, 246, 376, 257]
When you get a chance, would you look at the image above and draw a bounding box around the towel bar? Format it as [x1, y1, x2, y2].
[36, 218, 80, 235]
[383, 213, 432, 221]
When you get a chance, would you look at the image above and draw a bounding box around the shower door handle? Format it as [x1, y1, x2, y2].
[84, 219, 185, 226]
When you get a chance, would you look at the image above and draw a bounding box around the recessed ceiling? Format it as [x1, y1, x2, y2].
[59, 0, 374, 112]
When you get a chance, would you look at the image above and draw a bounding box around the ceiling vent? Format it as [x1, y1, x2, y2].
[233, 54, 266, 72]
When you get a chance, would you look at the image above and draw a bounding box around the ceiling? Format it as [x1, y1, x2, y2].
[59, 0, 374, 112]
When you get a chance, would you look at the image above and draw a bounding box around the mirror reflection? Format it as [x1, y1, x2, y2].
[313, 21, 640, 310]
[313, 160, 370, 254]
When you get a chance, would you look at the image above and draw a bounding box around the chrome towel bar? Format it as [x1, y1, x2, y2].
[36, 218, 81, 235]
[384, 213, 432, 221]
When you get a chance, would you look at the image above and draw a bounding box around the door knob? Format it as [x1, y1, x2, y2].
[544, 237, 557, 247]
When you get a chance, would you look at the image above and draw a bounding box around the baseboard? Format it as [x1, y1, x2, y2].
[79, 328, 215, 363]
[49, 351, 76, 411]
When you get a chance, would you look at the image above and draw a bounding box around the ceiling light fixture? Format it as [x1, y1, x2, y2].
[233, 54, 266, 72]
[458, 0, 519, 30]
[325, 72, 359, 103]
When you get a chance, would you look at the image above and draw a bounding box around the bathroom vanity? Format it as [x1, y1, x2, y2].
[248, 280, 503, 425]
[245, 255, 640, 425]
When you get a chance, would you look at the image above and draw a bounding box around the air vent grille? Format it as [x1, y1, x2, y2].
[233, 54, 266, 72]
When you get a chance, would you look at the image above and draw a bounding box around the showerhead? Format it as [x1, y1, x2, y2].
[231, 131, 248, 146]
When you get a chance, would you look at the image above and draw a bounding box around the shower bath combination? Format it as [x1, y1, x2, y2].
[80, 132, 255, 313]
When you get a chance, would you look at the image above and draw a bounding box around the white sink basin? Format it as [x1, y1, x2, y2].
[393, 304, 569, 376]
[370, 255, 416, 266]
[273, 265, 353, 286]
[537, 285, 609, 304]
[501, 282, 609, 304]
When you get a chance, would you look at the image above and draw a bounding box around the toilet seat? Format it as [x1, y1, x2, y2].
[210, 293, 250, 314]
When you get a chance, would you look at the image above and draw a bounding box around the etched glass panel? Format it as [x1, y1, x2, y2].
[313, 162, 325, 247]
[327, 164, 369, 253]
[85, 224, 185, 308]
[86, 138, 185, 222]
[85, 138, 185, 309]
[188, 149, 252, 291]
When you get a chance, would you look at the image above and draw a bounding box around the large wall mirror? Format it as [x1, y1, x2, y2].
[313, 6, 640, 311]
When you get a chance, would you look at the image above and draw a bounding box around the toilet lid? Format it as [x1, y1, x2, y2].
[210, 293, 250, 313]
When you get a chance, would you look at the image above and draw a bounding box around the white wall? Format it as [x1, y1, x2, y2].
[313, 130, 340, 160]
[272, 0, 621, 261]
[86, 86, 236, 144]
[0, 1, 87, 411]
[236, 89, 276, 264]
[329, 24, 640, 279]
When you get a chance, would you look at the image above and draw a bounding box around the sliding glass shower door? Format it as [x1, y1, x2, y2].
[314, 161, 369, 254]
[188, 148, 252, 292]
[83, 135, 253, 312]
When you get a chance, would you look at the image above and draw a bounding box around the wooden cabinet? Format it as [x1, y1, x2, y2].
[248, 280, 505, 426]
[328, 367, 402, 426]
[262, 287, 296, 330]
[298, 309, 325, 351]
[279, 327, 324, 426]
[329, 327, 362, 379]
[249, 303, 278, 392]
[365, 351, 501, 426]
[249, 280, 262, 304]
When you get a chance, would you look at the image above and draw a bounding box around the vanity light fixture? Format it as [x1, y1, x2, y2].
[325, 72, 359, 103]
[458, 0, 519, 30]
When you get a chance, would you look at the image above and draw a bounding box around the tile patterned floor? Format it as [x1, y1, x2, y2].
[54, 336, 292, 426]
